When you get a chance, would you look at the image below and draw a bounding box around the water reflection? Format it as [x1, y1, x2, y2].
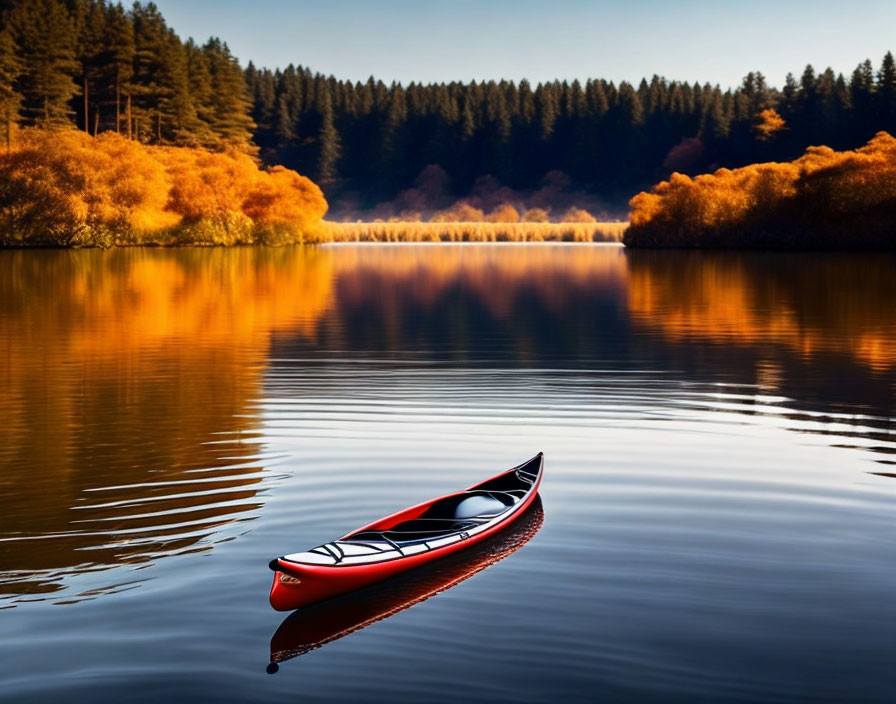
[268, 498, 544, 670]
[626, 250, 896, 371]
[1, 244, 894, 607]
[0, 248, 332, 601]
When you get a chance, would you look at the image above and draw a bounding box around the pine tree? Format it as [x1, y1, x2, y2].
[72, 0, 108, 134]
[536, 83, 556, 139]
[275, 93, 295, 140]
[459, 92, 475, 140]
[616, 81, 644, 125]
[202, 38, 255, 149]
[877, 51, 896, 130]
[183, 38, 215, 144]
[316, 79, 340, 186]
[518, 78, 536, 123]
[0, 29, 22, 149]
[848, 59, 875, 143]
[378, 83, 406, 189]
[245, 61, 275, 133]
[131, 2, 197, 143]
[105, 1, 135, 135]
[851, 59, 875, 101]
[7, 0, 79, 126]
[779, 73, 798, 116]
[272, 66, 297, 142]
[798, 64, 818, 115]
[703, 88, 730, 141]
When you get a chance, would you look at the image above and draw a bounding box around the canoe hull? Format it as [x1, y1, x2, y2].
[269, 455, 543, 611]
[270, 498, 545, 663]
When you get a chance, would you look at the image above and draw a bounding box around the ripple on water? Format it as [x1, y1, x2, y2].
[0, 245, 895, 702]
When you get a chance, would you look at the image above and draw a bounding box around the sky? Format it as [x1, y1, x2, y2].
[154, 0, 896, 89]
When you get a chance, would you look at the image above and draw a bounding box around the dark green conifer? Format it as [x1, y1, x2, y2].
[105, 1, 135, 135]
[202, 37, 255, 148]
[0, 29, 22, 149]
[877, 51, 896, 129]
[316, 79, 340, 186]
[7, 0, 79, 126]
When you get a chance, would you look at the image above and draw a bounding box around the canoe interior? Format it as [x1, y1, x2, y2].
[343, 453, 542, 546]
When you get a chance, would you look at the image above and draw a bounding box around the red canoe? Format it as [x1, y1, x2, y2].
[269, 497, 544, 667]
[269, 452, 544, 611]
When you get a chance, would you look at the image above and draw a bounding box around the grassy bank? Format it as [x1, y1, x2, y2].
[326, 221, 628, 243]
[625, 132, 896, 249]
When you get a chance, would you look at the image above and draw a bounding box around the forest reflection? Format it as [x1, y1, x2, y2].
[626, 250, 896, 372]
[1, 244, 893, 603]
[0, 248, 333, 600]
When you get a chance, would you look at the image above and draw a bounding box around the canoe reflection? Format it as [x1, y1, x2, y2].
[268, 497, 544, 670]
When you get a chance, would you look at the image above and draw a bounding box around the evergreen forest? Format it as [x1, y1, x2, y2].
[2, 0, 896, 216]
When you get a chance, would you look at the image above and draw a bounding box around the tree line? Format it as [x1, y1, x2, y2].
[0, 0, 253, 149]
[248, 56, 896, 211]
[2, 0, 896, 212]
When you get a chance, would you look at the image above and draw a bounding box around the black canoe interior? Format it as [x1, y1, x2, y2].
[344, 455, 541, 546]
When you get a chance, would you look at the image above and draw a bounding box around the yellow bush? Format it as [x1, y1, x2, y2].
[522, 208, 550, 222]
[487, 203, 520, 223]
[561, 207, 597, 223]
[625, 132, 896, 248]
[431, 202, 486, 222]
[0, 128, 327, 247]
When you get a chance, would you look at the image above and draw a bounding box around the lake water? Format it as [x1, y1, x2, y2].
[1, 243, 895, 702]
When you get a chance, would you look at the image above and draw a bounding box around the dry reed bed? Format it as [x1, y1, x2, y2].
[326, 221, 628, 243]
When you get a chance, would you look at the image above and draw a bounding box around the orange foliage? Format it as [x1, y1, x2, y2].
[486, 203, 521, 223]
[754, 108, 786, 141]
[522, 208, 550, 222]
[625, 132, 896, 248]
[561, 206, 597, 223]
[0, 128, 328, 247]
[431, 202, 487, 222]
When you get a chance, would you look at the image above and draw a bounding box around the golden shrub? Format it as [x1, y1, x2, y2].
[0, 128, 328, 247]
[522, 208, 550, 222]
[561, 207, 597, 223]
[487, 203, 521, 223]
[431, 202, 487, 222]
[625, 132, 896, 248]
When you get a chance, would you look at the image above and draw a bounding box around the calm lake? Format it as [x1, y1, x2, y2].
[1, 243, 895, 702]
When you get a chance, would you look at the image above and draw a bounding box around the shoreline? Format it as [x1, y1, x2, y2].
[0, 221, 630, 249]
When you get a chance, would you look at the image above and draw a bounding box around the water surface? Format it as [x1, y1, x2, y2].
[1, 244, 895, 702]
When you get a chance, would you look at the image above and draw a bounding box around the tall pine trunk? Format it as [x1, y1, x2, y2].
[115, 73, 120, 133]
[83, 76, 89, 133]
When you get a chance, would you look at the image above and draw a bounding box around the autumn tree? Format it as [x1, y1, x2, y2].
[754, 108, 786, 141]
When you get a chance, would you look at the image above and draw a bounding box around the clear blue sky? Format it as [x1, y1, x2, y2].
[154, 0, 895, 89]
